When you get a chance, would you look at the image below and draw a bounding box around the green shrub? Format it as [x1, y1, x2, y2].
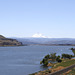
[56, 56, 62, 62]
[40, 58, 48, 66]
[44, 54, 50, 59]
[62, 54, 73, 59]
[70, 48, 75, 56]
[57, 59, 62, 62]
[49, 53, 56, 61]
[40, 61, 42, 64]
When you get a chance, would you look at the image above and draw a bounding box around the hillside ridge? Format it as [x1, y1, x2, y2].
[0, 35, 22, 46]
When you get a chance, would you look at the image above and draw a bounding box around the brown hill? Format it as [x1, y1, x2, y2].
[0, 35, 22, 46]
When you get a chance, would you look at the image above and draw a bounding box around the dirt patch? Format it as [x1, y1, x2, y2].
[49, 66, 65, 73]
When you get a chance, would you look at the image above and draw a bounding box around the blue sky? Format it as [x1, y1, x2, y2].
[0, 0, 75, 38]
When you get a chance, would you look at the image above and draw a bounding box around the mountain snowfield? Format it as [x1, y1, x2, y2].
[32, 33, 48, 38]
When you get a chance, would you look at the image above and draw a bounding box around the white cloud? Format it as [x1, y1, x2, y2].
[32, 33, 47, 38]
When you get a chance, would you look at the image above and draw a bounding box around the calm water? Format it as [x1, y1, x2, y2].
[0, 45, 74, 75]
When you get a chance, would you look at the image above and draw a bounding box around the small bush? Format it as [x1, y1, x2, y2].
[40, 58, 48, 66]
[57, 59, 62, 62]
[56, 56, 62, 62]
[62, 54, 73, 59]
[44, 54, 50, 59]
[49, 53, 56, 61]
[40, 61, 42, 64]
[43, 60, 48, 66]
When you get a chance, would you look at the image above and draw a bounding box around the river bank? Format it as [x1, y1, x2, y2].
[29, 58, 75, 75]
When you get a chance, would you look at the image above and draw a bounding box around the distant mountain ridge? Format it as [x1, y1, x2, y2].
[0, 35, 22, 46]
[14, 37, 75, 46]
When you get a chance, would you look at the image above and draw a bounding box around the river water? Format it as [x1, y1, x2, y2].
[0, 45, 74, 75]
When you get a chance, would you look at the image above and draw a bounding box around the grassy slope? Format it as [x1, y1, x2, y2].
[29, 59, 75, 75]
[53, 59, 75, 68]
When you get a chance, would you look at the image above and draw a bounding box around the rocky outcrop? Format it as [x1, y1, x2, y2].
[0, 35, 22, 46]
